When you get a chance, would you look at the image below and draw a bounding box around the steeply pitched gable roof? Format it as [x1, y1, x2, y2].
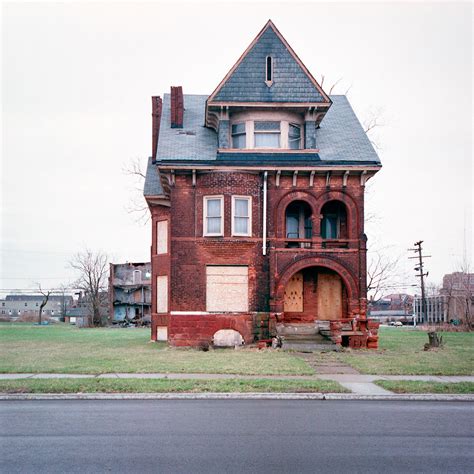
[208, 20, 330, 105]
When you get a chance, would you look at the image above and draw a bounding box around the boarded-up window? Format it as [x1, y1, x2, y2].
[156, 326, 168, 341]
[157, 276, 168, 313]
[157, 221, 168, 255]
[206, 266, 248, 312]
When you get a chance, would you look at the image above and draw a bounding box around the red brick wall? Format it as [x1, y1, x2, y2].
[149, 169, 370, 346]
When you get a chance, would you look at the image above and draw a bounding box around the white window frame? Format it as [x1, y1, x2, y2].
[254, 121, 281, 149]
[232, 196, 252, 237]
[203, 195, 224, 237]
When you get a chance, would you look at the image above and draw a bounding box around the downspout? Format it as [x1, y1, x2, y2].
[263, 171, 268, 255]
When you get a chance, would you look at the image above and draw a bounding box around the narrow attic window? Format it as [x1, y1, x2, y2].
[265, 56, 273, 87]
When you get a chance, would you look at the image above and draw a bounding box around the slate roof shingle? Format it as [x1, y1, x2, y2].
[212, 26, 326, 103]
[153, 94, 380, 165]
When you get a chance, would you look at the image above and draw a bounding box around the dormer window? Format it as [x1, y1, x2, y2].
[265, 56, 273, 86]
[254, 121, 280, 148]
[288, 124, 301, 149]
[231, 123, 246, 148]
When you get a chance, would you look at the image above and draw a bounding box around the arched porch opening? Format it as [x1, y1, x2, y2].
[282, 266, 349, 324]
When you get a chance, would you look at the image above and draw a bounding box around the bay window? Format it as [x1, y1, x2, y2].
[231, 123, 246, 148]
[254, 121, 280, 148]
[288, 123, 301, 149]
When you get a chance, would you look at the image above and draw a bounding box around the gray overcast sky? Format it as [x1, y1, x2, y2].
[1, 1, 472, 296]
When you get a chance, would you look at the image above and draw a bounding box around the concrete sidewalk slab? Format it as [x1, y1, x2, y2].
[338, 382, 393, 395]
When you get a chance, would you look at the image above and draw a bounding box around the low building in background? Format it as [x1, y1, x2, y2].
[109, 262, 151, 325]
[413, 295, 447, 325]
[0, 294, 73, 321]
[368, 293, 414, 324]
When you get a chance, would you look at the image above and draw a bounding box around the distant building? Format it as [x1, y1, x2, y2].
[109, 262, 151, 324]
[413, 295, 447, 324]
[368, 293, 414, 324]
[440, 272, 474, 325]
[0, 294, 74, 321]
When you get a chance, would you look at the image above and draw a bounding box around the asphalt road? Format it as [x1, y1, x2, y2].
[1, 400, 473, 473]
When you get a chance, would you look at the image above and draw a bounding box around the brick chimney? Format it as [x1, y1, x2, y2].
[170, 86, 184, 128]
[151, 96, 162, 160]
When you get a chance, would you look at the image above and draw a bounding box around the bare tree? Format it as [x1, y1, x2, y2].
[367, 248, 402, 302]
[123, 157, 149, 224]
[70, 249, 109, 327]
[425, 282, 441, 296]
[37, 284, 52, 325]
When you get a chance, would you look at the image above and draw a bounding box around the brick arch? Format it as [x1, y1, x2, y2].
[315, 190, 359, 239]
[274, 190, 319, 238]
[273, 256, 360, 313]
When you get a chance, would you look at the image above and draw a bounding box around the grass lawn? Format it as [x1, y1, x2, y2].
[0, 324, 312, 375]
[375, 380, 474, 394]
[1, 324, 473, 376]
[330, 327, 474, 375]
[0, 378, 346, 394]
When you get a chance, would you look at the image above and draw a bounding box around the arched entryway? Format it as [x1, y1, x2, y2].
[282, 266, 349, 324]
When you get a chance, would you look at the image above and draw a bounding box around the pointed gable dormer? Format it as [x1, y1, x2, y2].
[206, 20, 331, 151]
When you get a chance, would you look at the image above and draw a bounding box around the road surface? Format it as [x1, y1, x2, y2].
[1, 400, 473, 473]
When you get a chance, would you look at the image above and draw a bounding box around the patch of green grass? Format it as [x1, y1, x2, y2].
[326, 328, 474, 375]
[375, 380, 474, 394]
[0, 378, 346, 394]
[0, 324, 313, 375]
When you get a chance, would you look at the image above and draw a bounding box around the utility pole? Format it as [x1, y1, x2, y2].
[408, 241, 431, 325]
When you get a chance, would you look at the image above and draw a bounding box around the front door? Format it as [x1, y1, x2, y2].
[317, 273, 343, 320]
[284, 272, 303, 312]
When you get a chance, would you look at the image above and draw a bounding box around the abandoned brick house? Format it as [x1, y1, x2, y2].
[144, 20, 381, 348]
[109, 262, 152, 324]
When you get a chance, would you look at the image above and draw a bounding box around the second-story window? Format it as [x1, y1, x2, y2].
[288, 123, 301, 149]
[204, 196, 224, 236]
[254, 121, 280, 148]
[232, 196, 251, 236]
[231, 123, 246, 148]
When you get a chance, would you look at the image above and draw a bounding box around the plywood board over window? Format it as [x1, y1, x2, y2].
[284, 272, 303, 312]
[206, 266, 248, 312]
[156, 276, 168, 314]
[156, 220, 168, 254]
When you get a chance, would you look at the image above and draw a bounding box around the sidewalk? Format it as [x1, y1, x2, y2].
[1, 372, 473, 397]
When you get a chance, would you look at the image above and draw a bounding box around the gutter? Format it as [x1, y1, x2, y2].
[263, 171, 268, 256]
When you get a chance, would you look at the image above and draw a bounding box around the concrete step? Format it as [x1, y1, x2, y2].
[280, 332, 338, 352]
[276, 323, 319, 336]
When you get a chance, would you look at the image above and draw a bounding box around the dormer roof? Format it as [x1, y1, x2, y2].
[207, 20, 330, 106]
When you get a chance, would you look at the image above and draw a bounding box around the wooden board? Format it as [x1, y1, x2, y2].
[206, 266, 248, 312]
[157, 276, 168, 314]
[317, 273, 342, 320]
[156, 220, 168, 255]
[284, 272, 304, 312]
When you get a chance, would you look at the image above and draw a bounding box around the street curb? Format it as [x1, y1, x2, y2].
[1, 393, 473, 401]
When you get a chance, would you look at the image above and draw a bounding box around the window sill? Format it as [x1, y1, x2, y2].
[218, 148, 319, 153]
